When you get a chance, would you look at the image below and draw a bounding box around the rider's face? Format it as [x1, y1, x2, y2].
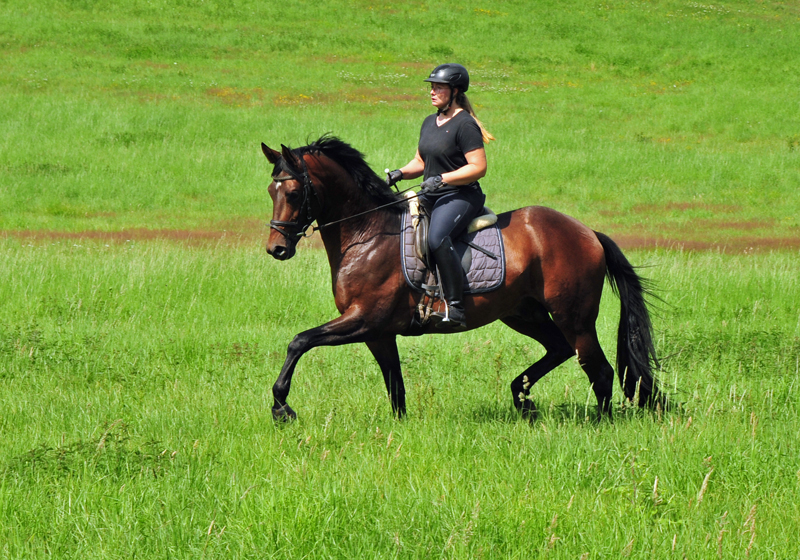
[430, 82, 451, 110]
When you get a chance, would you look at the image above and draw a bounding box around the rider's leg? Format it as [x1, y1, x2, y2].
[431, 236, 467, 327]
[426, 190, 484, 328]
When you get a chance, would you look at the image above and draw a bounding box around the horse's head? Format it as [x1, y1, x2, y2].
[261, 142, 318, 260]
[261, 135, 405, 260]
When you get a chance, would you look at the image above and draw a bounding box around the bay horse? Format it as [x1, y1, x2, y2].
[262, 135, 660, 421]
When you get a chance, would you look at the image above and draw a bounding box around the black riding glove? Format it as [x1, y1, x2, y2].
[419, 175, 444, 194]
[385, 169, 403, 188]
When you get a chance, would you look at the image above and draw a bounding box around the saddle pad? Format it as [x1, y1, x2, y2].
[401, 209, 506, 294]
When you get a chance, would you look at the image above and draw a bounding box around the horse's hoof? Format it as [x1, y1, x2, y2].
[519, 400, 538, 423]
[272, 404, 297, 422]
[597, 409, 613, 423]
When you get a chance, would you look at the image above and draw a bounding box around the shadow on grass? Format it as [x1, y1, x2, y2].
[3, 420, 180, 482]
[467, 400, 684, 426]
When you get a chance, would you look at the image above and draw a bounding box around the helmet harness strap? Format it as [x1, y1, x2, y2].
[437, 85, 457, 116]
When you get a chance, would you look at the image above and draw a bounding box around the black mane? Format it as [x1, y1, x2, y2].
[296, 135, 406, 213]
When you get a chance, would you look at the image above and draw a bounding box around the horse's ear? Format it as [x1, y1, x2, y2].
[280, 144, 302, 173]
[261, 142, 282, 164]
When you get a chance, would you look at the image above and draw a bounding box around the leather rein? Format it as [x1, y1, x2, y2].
[269, 155, 420, 242]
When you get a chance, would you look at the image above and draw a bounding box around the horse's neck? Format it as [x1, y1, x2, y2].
[319, 210, 400, 278]
[311, 168, 402, 280]
[314, 171, 369, 224]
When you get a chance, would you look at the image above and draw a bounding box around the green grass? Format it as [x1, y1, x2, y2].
[2, 0, 800, 557]
[1, 240, 799, 558]
[1, 0, 799, 240]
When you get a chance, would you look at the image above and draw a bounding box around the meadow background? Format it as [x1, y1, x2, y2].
[1, 0, 799, 557]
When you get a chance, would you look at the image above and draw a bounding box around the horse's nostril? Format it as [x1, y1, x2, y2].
[271, 246, 288, 260]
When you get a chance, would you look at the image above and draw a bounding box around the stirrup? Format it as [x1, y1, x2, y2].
[432, 300, 466, 329]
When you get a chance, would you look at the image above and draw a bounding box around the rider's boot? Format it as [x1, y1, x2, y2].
[431, 236, 467, 329]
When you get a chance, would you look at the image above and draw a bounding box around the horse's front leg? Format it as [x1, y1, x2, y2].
[272, 311, 373, 421]
[366, 337, 406, 418]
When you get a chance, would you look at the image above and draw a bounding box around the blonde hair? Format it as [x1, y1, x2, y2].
[457, 92, 495, 143]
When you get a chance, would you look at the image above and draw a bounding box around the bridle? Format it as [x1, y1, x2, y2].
[268, 152, 421, 245]
[268, 155, 320, 242]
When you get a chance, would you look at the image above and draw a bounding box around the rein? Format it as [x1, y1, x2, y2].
[269, 155, 420, 240]
[312, 187, 419, 232]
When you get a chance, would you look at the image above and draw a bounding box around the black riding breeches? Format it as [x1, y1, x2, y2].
[422, 188, 486, 253]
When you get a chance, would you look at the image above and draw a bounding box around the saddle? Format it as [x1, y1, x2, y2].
[401, 191, 506, 327]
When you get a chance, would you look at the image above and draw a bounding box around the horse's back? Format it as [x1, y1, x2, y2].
[497, 206, 607, 303]
[499, 205, 603, 257]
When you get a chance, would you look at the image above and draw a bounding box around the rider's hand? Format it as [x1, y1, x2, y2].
[385, 169, 403, 187]
[419, 175, 444, 194]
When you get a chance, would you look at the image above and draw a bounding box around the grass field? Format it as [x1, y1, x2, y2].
[1, 242, 799, 557]
[2, 0, 799, 557]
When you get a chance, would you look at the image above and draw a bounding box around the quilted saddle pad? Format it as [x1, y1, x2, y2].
[400, 209, 506, 294]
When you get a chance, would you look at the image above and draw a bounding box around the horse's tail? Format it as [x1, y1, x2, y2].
[594, 231, 661, 406]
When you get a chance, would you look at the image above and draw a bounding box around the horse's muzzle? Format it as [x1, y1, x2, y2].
[267, 242, 295, 261]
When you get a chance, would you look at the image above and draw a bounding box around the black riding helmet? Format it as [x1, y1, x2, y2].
[424, 63, 469, 93]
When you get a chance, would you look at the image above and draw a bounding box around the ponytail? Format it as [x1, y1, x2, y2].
[456, 92, 495, 143]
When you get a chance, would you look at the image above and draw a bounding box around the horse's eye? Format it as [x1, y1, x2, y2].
[285, 190, 301, 204]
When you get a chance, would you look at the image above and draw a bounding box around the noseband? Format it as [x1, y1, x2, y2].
[269, 155, 320, 242]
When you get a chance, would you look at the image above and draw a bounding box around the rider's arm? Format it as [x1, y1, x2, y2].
[398, 150, 425, 180]
[441, 147, 487, 186]
[400, 146, 487, 186]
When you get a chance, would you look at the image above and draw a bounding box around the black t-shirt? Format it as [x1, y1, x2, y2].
[418, 111, 484, 196]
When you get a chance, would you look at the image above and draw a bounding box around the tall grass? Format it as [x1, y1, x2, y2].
[1, 239, 798, 558]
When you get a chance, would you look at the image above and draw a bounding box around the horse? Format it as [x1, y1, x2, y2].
[261, 135, 660, 422]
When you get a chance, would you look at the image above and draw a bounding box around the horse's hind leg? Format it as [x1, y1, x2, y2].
[501, 300, 574, 420]
[549, 291, 615, 418]
[573, 329, 615, 418]
[366, 337, 406, 418]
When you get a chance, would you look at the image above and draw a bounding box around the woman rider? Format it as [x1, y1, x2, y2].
[386, 63, 494, 328]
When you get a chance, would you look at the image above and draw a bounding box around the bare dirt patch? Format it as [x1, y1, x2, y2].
[610, 234, 800, 253]
[595, 203, 799, 252]
[5, 227, 798, 254]
[206, 87, 266, 106]
[629, 202, 742, 214]
[3, 212, 798, 253]
[272, 89, 418, 107]
[2, 228, 263, 247]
